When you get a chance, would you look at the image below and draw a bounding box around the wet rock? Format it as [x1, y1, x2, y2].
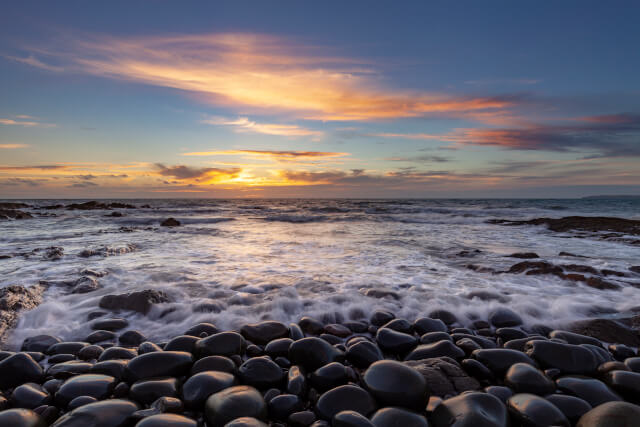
[324, 324, 351, 337]
[504, 336, 545, 352]
[525, 340, 598, 374]
[265, 338, 293, 358]
[405, 340, 465, 361]
[138, 341, 163, 354]
[55, 374, 117, 407]
[420, 332, 452, 344]
[0, 353, 44, 389]
[406, 357, 480, 397]
[375, 328, 417, 354]
[191, 355, 237, 375]
[431, 392, 508, 427]
[160, 218, 180, 227]
[604, 370, 640, 402]
[47, 361, 93, 379]
[241, 321, 289, 345]
[363, 360, 428, 410]
[556, 376, 622, 407]
[569, 318, 640, 346]
[92, 318, 129, 331]
[70, 276, 100, 294]
[371, 407, 429, 427]
[369, 310, 395, 327]
[224, 418, 268, 427]
[50, 398, 139, 426]
[461, 358, 494, 382]
[472, 349, 536, 376]
[0, 209, 33, 220]
[99, 289, 170, 315]
[47, 342, 88, 356]
[488, 308, 522, 327]
[456, 338, 481, 355]
[495, 327, 527, 342]
[289, 337, 344, 371]
[90, 360, 128, 381]
[21, 335, 61, 353]
[125, 351, 193, 382]
[196, 332, 246, 357]
[451, 333, 496, 349]
[504, 363, 555, 395]
[77, 345, 104, 361]
[545, 394, 592, 425]
[86, 330, 117, 344]
[507, 252, 539, 259]
[576, 401, 640, 427]
[286, 365, 307, 397]
[609, 344, 636, 360]
[11, 383, 51, 409]
[0, 285, 46, 346]
[239, 357, 285, 389]
[0, 408, 45, 427]
[310, 362, 349, 392]
[413, 317, 447, 335]
[98, 346, 137, 361]
[161, 335, 197, 353]
[582, 343, 613, 365]
[429, 310, 458, 326]
[550, 330, 603, 346]
[184, 323, 218, 337]
[130, 377, 178, 405]
[465, 291, 510, 303]
[315, 385, 377, 420]
[484, 385, 514, 403]
[289, 323, 304, 340]
[625, 357, 640, 372]
[135, 414, 197, 427]
[507, 393, 569, 427]
[332, 411, 374, 427]
[269, 394, 304, 421]
[67, 396, 97, 411]
[204, 385, 267, 427]
[119, 330, 147, 346]
[182, 371, 236, 408]
[299, 317, 324, 335]
[132, 396, 184, 419]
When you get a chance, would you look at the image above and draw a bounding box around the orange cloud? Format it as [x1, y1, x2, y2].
[182, 149, 348, 162]
[0, 117, 56, 128]
[20, 33, 518, 122]
[201, 116, 322, 137]
[0, 144, 29, 149]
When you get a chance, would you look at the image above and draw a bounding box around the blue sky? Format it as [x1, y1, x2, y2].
[1, 1, 639, 198]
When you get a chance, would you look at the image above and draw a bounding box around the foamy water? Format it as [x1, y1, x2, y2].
[1, 199, 639, 349]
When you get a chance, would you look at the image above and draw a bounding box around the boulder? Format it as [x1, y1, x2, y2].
[99, 289, 170, 315]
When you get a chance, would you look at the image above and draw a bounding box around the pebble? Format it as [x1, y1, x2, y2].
[11, 383, 51, 409]
[55, 374, 116, 407]
[525, 341, 598, 374]
[289, 337, 344, 371]
[135, 414, 197, 427]
[504, 362, 555, 395]
[310, 362, 349, 392]
[182, 371, 237, 408]
[0, 408, 46, 427]
[239, 356, 285, 389]
[346, 341, 383, 368]
[507, 393, 569, 426]
[196, 332, 246, 357]
[545, 394, 592, 424]
[333, 410, 374, 427]
[129, 377, 178, 405]
[125, 351, 193, 382]
[404, 340, 465, 361]
[370, 407, 429, 427]
[431, 392, 508, 427]
[375, 328, 417, 354]
[556, 376, 622, 407]
[51, 398, 139, 426]
[315, 385, 377, 420]
[0, 353, 44, 389]
[362, 360, 428, 410]
[241, 321, 289, 345]
[204, 385, 267, 427]
[576, 401, 640, 427]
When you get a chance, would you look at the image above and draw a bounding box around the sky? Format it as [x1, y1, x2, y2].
[1, 1, 639, 198]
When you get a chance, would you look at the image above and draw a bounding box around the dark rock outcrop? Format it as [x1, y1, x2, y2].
[99, 290, 170, 315]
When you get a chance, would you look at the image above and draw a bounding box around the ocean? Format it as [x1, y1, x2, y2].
[1, 198, 639, 349]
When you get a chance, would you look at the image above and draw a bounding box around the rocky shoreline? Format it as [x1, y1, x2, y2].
[0, 308, 638, 426]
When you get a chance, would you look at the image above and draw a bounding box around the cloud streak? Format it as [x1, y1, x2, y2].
[0, 144, 29, 149]
[201, 116, 322, 137]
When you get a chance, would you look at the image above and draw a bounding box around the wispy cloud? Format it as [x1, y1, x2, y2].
[155, 163, 242, 182]
[5, 55, 64, 72]
[385, 155, 450, 163]
[0, 165, 68, 170]
[0, 144, 29, 149]
[182, 149, 348, 163]
[0, 116, 56, 128]
[201, 116, 322, 137]
[16, 32, 519, 122]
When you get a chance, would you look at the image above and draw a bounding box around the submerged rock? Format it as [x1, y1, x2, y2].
[0, 285, 46, 346]
[99, 289, 170, 315]
[160, 218, 181, 227]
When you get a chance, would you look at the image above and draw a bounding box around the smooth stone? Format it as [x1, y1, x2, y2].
[0, 409, 46, 427]
[604, 370, 640, 402]
[456, 338, 481, 355]
[191, 356, 237, 375]
[504, 363, 555, 395]
[246, 345, 262, 358]
[576, 401, 640, 427]
[130, 377, 178, 405]
[450, 333, 496, 349]
[609, 344, 636, 361]
[582, 344, 613, 365]
[0, 353, 44, 389]
[90, 360, 128, 380]
[48, 354, 76, 363]
[429, 310, 458, 326]
[98, 346, 137, 361]
[289, 410, 316, 427]
[135, 414, 197, 427]
[484, 385, 514, 403]
[265, 338, 293, 358]
[315, 385, 377, 420]
[119, 330, 147, 347]
[556, 376, 622, 407]
[507, 393, 569, 427]
[51, 398, 139, 426]
[224, 417, 268, 427]
[545, 394, 592, 425]
[461, 358, 494, 382]
[125, 351, 193, 382]
[182, 371, 237, 408]
[370, 311, 395, 327]
[375, 328, 417, 354]
[473, 349, 536, 375]
[287, 365, 307, 396]
[55, 374, 116, 407]
[113, 382, 129, 398]
[67, 396, 97, 411]
[504, 337, 546, 352]
[488, 308, 522, 327]
[92, 318, 129, 331]
[310, 362, 349, 392]
[163, 335, 199, 353]
[363, 360, 428, 410]
[414, 318, 447, 335]
[184, 323, 218, 337]
[495, 328, 527, 341]
[525, 341, 598, 374]
[299, 317, 324, 335]
[625, 357, 640, 372]
[22, 335, 62, 353]
[324, 324, 352, 338]
[138, 342, 163, 354]
[431, 392, 509, 427]
[86, 330, 117, 344]
[42, 379, 62, 396]
[370, 407, 429, 427]
[405, 340, 465, 361]
[238, 356, 285, 389]
[346, 341, 383, 368]
[597, 361, 628, 376]
[240, 321, 289, 345]
[289, 323, 304, 340]
[381, 319, 413, 334]
[289, 337, 344, 371]
[550, 330, 603, 347]
[333, 410, 374, 427]
[78, 345, 104, 361]
[420, 332, 452, 344]
[268, 394, 304, 421]
[47, 361, 93, 379]
[47, 342, 88, 356]
[11, 383, 51, 409]
[196, 332, 246, 357]
[204, 385, 267, 427]
[405, 358, 481, 398]
[320, 334, 342, 345]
